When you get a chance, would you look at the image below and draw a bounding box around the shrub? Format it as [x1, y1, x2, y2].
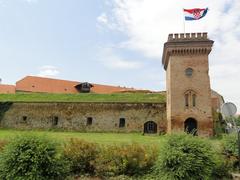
[0, 134, 69, 180]
[95, 143, 158, 177]
[222, 133, 238, 157]
[0, 140, 8, 152]
[153, 133, 216, 180]
[63, 138, 99, 175]
[211, 155, 231, 179]
[221, 133, 240, 171]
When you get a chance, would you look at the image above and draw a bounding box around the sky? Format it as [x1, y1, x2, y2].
[0, 0, 239, 111]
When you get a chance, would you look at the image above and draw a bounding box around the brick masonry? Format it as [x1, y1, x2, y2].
[162, 32, 214, 136]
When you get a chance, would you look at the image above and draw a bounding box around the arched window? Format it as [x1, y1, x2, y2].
[185, 94, 189, 107]
[184, 90, 197, 108]
[192, 94, 196, 107]
[144, 121, 157, 134]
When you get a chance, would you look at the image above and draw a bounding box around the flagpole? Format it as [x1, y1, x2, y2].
[183, 8, 185, 33]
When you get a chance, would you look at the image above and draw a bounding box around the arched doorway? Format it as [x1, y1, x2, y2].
[144, 121, 157, 134]
[184, 118, 197, 135]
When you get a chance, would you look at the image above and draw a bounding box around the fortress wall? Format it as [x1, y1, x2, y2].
[0, 102, 166, 133]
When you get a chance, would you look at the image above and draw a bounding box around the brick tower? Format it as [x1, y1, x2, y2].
[162, 33, 214, 136]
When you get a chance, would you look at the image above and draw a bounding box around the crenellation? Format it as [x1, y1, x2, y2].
[203, 32, 207, 38]
[197, 32, 202, 39]
[174, 33, 179, 39]
[180, 33, 185, 39]
[168, 32, 208, 41]
[168, 34, 173, 41]
[191, 33, 196, 38]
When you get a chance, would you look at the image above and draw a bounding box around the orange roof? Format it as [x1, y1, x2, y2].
[16, 76, 135, 94]
[0, 84, 16, 94]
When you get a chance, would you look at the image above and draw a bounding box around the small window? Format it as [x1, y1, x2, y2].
[185, 68, 193, 77]
[185, 94, 189, 107]
[22, 116, 27, 122]
[53, 116, 58, 126]
[87, 117, 93, 126]
[192, 94, 196, 107]
[119, 118, 125, 128]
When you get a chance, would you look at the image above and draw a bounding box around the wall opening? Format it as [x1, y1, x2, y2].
[144, 121, 157, 134]
[184, 118, 197, 135]
[22, 116, 27, 123]
[52, 116, 59, 126]
[87, 117, 93, 126]
[119, 118, 125, 128]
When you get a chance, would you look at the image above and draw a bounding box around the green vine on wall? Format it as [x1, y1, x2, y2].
[0, 102, 13, 122]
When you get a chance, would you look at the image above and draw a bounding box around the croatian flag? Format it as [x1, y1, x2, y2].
[184, 8, 208, 21]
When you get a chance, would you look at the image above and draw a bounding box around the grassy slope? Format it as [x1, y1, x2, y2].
[0, 93, 166, 103]
[0, 129, 164, 145]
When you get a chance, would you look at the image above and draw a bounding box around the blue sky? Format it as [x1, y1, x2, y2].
[0, 0, 240, 111]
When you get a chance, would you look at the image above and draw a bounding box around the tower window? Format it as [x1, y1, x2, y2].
[192, 94, 196, 107]
[185, 68, 193, 77]
[185, 94, 189, 107]
[119, 118, 125, 128]
[184, 90, 197, 108]
[87, 117, 93, 126]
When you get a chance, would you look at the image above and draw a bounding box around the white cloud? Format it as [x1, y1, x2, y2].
[97, 13, 108, 25]
[99, 0, 240, 111]
[99, 47, 143, 70]
[37, 65, 59, 77]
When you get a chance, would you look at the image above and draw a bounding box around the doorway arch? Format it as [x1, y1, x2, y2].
[144, 121, 157, 134]
[184, 118, 197, 135]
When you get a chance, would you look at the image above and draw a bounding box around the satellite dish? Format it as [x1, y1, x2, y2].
[221, 102, 237, 117]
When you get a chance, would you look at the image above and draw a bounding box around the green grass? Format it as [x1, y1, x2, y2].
[0, 93, 166, 103]
[0, 129, 164, 145]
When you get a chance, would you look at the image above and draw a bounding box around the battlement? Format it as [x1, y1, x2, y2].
[168, 32, 208, 41]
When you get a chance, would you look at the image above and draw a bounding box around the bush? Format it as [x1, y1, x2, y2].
[95, 143, 158, 177]
[211, 155, 231, 179]
[222, 133, 238, 157]
[153, 133, 216, 180]
[63, 138, 99, 175]
[0, 134, 69, 180]
[221, 133, 240, 171]
[0, 140, 8, 152]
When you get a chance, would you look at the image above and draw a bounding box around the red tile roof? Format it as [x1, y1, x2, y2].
[0, 84, 16, 94]
[16, 76, 135, 94]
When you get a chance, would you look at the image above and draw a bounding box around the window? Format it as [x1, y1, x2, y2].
[185, 94, 189, 107]
[87, 117, 93, 126]
[119, 118, 125, 128]
[22, 116, 27, 122]
[184, 90, 197, 108]
[75, 82, 93, 93]
[192, 94, 196, 107]
[185, 68, 193, 77]
[53, 116, 58, 126]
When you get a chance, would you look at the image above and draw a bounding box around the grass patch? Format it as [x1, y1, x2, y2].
[0, 129, 164, 145]
[0, 93, 165, 103]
